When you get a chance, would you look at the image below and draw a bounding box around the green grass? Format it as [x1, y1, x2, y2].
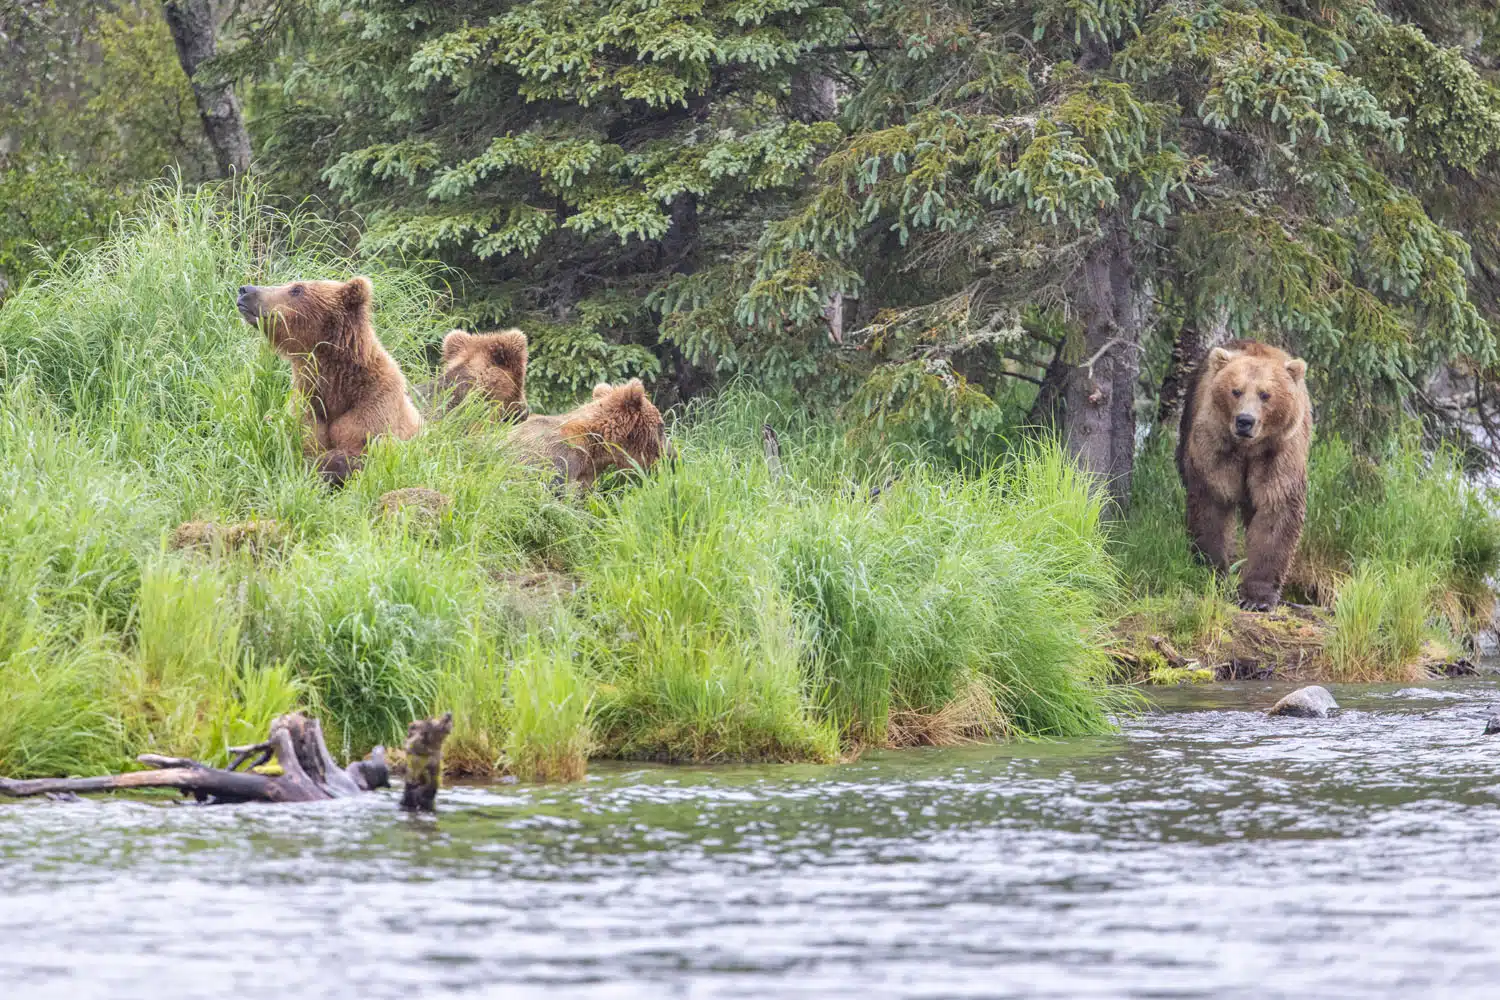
[1326, 561, 1445, 682]
[0, 183, 1126, 780]
[505, 630, 594, 782]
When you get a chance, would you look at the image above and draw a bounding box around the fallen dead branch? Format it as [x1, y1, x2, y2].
[0, 712, 448, 806]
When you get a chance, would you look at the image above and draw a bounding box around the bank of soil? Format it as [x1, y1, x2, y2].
[1111, 603, 1476, 685]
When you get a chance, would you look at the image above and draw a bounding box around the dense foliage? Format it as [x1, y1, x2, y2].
[6, 1, 1500, 486]
[0, 1, 212, 289]
[222, 0, 1500, 499]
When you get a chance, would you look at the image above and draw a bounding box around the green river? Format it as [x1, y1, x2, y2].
[4, 681, 1500, 998]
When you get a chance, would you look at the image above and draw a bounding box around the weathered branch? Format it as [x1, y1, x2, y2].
[0, 712, 396, 804]
[400, 712, 453, 812]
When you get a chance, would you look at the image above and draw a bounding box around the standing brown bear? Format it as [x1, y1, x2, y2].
[508, 379, 668, 489]
[414, 328, 530, 420]
[1177, 339, 1312, 611]
[237, 276, 422, 486]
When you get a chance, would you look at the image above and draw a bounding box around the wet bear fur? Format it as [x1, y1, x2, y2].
[1177, 339, 1312, 611]
[236, 276, 422, 486]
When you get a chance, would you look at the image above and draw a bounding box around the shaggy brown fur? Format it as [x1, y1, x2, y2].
[1178, 339, 1313, 612]
[237, 276, 422, 486]
[414, 329, 530, 420]
[508, 378, 668, 489]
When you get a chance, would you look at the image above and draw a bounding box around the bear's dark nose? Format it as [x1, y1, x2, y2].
[1234, 413, 1256, 436]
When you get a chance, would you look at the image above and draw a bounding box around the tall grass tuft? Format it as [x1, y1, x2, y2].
[1327, 562, 1442, 682]
[505, 632, 594, 782]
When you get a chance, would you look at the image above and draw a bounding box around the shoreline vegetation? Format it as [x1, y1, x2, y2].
[1, 188, 1497, 784]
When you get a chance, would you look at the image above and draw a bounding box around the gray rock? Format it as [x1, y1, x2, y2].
[1268, 685, 1339, 718]
[1484, 714, 1500, 736]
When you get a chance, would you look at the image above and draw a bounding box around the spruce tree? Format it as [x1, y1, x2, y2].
[253, 1, 1500, 504]
[256, 0, 853, 405]
[721, 0, 1500, 509]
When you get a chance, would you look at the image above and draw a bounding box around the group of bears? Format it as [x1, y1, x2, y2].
[235, 274, 1313, 613]
[234, 275, 669, 492]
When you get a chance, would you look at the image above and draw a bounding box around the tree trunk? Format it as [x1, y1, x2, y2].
[789, 70, 838, 123]
[1060, 217, 1145, 518]
[161, 0, 251, 177]
[1157, 309, 1230, 428]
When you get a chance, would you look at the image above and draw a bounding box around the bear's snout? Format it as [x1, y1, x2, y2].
[236, 285, 263, 323]
[1234, 413, 1257, 437]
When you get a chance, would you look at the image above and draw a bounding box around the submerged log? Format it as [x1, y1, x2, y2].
[400, 712, 453, 812]
[0, 713, 390, 804]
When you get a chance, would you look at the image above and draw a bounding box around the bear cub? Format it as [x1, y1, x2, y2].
[509, 378, 668, 489]
[1177, 339, 1312, 611]
[237, 276, 422, 486]
[415, 328, 530, 420]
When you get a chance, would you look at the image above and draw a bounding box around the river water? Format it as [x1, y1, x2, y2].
[4, 681, 1500, 999]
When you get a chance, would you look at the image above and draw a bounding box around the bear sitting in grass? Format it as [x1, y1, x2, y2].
[509, 379, 668, 489]
[237, 276, 422, 486]
[1178, 339, 1312, 612]
[415, 328, 529, 420]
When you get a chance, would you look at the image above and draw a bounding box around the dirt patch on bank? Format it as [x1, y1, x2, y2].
[1111, 603, 1471, 685]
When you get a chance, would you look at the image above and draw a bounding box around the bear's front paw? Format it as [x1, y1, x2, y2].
[1237, 586, 1280, 613]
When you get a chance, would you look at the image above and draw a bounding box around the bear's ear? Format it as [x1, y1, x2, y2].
[591, 382, 614, 400]
[1285, 358, 1307, 382]
[493, 330, 528, 368]
[442, 330, 470, 361]
[1206, 347, 1234, 374]
[613, 379, 647, 410]
[342, 276, 373, 309]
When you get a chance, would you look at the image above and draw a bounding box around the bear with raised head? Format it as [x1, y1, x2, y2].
[415, 328, 530, 420]
[1177, 339, 1312, 611]
[236, 276, 422, 486]
[508, 378, 668, 489]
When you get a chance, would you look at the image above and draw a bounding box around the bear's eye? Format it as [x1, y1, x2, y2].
[1258, 390, 1270, 402]
[289, 284, 304, 298]
[1230, 389, 1243, 398]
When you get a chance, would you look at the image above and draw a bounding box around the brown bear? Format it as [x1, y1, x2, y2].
[508, 378, 668, 489]
[236, 276, 422, 486]
[1177, 339, 1312, 611]
[413, 328, 530, 420]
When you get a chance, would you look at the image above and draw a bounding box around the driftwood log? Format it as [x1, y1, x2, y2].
[0, 712, 409, 805]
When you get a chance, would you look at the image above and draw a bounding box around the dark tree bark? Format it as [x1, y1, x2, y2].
[789, 70, 838, 123]
[161, 0, 251, 177]
[787, 69, 845, 344]
[1157, 310, 1230, 428]
[1027, 341, 1069, 428]
[1060, 217, 1146, 518]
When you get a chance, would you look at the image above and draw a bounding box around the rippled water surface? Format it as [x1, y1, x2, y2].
[7, 681, 1500, 999]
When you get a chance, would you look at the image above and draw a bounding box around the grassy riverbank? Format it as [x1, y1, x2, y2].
[1114, 433, 1500, 683]
[0, 188, 1121, 780]
[3, 187, 1496, 784]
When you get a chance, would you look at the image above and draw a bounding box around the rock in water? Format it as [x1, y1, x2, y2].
[1268, 685, 1339, 718]
[1484, 714, 1500, 736]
